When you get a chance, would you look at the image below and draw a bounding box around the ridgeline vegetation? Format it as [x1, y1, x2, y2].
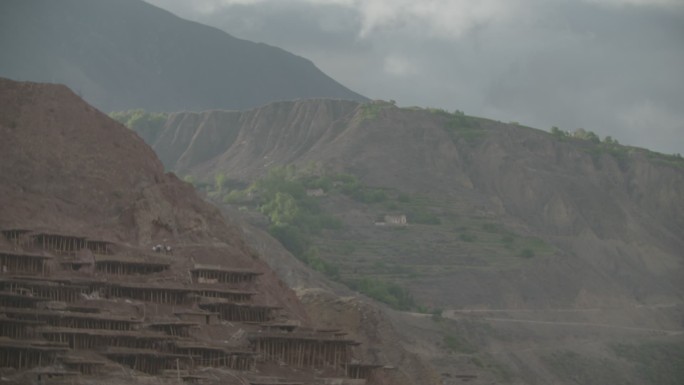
[550, 126, 683, 168]
[110, 109, 167, 132]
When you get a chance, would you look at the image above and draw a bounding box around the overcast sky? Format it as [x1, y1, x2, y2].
[145, 0, 683, 155]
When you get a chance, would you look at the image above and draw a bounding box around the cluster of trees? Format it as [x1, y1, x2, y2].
[347, 277, 415, 311]
[223, 165, 342, 279]
[218, 164, 430, 310]
[550, 126, 619, 146]
[443, 110, 484, 143]
[110, 109, 167, 132]
[550, 127, 683, 165]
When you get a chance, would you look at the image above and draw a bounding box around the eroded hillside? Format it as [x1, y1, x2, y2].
[137, 99, 684, 384]
[140, 100, 684, 306]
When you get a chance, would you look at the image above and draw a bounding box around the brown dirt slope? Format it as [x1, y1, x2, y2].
[0, 76, 308, 330]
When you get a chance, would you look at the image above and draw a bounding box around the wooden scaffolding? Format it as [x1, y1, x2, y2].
[174, 310, 220, 325]
[0, 316, 43, 339]
[86, 239, 113, 255]
[191, 265, 262, 284]
[191, 287, 256, 302]
[0, 290, 51, 308]
[173, 342, 255, 370]
[103, 283, 191, 305]
[0, 339, 68, 370]
[95, 256, 170, 275]
[0, 251, 51, 275]
[3, 307, 141, 331]
[248, 332, 356, 369]
[60, 356, 107, 375]
[147, 321, 197, 337]
[199, 302, 278, 323]
[39, 327, 172, 350]
[347, 363, 383, 379]
[24, 233, 88, 256]
[0, 229, 31, 246]
[3, 231, 114, 256]
[102, 347, 192, 375]
[0, 278, 90, 302]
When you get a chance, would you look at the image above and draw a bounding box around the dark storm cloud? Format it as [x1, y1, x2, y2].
[481, 3, 684, 152]
[146, 0, 683, 154]
[204, 2, 365, 53]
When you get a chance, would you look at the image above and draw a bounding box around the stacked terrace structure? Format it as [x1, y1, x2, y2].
[0, 229, 383, 384]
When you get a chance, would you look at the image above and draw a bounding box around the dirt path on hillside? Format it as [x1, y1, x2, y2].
[440, 304, 684, 336]
[447, 302, 682, 313]
[471, 317, 683, 335]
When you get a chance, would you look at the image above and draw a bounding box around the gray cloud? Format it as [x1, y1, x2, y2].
[146, 0, 684, 154]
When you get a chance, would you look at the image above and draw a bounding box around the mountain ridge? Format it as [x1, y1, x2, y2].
[0, 0, 367, 112]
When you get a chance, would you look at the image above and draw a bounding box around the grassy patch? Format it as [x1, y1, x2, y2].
[360, 101, 394, 120]
[646, 151, 684, 169]
[550, 128, 683, 170]
[542, 351, 628, 385]
[443, 333, 477, 354]
[346, 277, 416, 311]
[110, 109, 168, 143]
[219, 165, 344, 278]
[444, 111, 487, 143]
[517, 248, 535, 258]
[612, 341, 684, 385]
[405, 206, 441, 225]
[460, 232, 477, 242]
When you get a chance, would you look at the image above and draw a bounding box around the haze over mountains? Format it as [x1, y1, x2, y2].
[0, 0, 367, 113]
[146, 0, 684, 156]
[2, 0, 684, 384]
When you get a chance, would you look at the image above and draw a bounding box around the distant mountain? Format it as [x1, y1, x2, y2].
[0, 0, 367, 112]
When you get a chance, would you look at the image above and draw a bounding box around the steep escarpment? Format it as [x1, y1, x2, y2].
[0, 78, 397, 385]
[149, 99, 361, 177]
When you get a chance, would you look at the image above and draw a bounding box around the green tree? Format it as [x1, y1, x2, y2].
[110, 109, 167, 131]
[268, 224, 308, 256]
[573, 128, 600, 143]
[260, 192, 299, 225]
[214, 173, 226, 192]
[603, 136, 619, 146]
